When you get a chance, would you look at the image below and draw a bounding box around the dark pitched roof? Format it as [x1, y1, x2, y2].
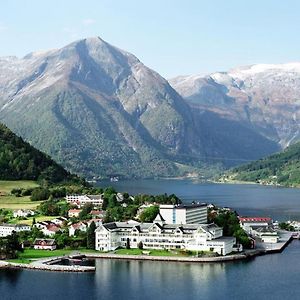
[34, 239, 56, 246]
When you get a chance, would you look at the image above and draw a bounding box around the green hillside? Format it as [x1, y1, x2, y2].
[222, 142, 300, 187]
[0, 123, 81, 184]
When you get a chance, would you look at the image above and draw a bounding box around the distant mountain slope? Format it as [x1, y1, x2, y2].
[0, 123, 79, 183]
[170, 63, 300, 148]
[0, 37, 279, 178]
[221, 142, 300, 187]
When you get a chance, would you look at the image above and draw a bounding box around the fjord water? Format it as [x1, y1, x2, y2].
[98, 179, 300, 221]
[2, 180, 300, 300]
[2, 241, 300, 300]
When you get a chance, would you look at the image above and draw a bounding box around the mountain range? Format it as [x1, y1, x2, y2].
[0, 37, 296, 179]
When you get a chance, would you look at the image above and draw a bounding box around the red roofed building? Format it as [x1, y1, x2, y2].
[239, 217, 273, 234]
[68, 209, 82, 218]
[33, 239, 56, 250]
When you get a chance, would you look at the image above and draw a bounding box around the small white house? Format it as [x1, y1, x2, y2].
[33, 239, 56, 250]
[13, 209, 35, 218]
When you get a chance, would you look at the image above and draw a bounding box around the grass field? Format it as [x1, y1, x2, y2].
[13, 215, 60, 225]
[0, 180, 41, 209]
[7, 248, 100, 263]
[114, 248, 192, 257]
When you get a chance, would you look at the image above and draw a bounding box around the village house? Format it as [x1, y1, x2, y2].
[66, 194, 104, 208]
[68, 209, 82, 218]
[34, 221, 61, 236]
[68, 219, 102, 236]
[69, 222, 87, 236]
[33, 239, 56, 250]
[90, 210, 104, 218]
[238, 217, 273, 234]
[13, 209, 35, 218]
[51, 217, 68, 226]
[0, 223, 31, 237]
[95, 213, 236, 256]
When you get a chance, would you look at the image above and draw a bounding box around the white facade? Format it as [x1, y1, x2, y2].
[0, 223, 31, 237]
[159, 204, 207, 225]
[66, 194, 104, 208]
[95, 221, 235, 256]
[13, 209, 35, 218]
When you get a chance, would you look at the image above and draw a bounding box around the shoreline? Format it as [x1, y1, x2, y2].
[0, 234, 293, 272]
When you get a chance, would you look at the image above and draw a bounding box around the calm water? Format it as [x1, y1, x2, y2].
[1, 241, 300, 300]
[1, 180, 300, 299]
[98, 179, 300, 221]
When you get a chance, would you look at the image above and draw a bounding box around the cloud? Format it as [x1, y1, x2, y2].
[82, 19, 96, 26]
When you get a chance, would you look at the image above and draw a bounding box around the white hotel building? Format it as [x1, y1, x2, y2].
[66, 194, 104, 208]
[95, 214, 235, 256]
[159, 204, 207, 224]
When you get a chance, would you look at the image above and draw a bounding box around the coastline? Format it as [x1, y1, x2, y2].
[0, 233, 293, 272]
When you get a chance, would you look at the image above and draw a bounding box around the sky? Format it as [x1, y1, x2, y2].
[0, 0, 300, 78]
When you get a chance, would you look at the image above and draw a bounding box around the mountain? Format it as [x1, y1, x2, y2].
[221, 142, 300, 187]
[170, 63, 300, 149]
[0, 37, 279, 178]
[0, 123, 80, 183]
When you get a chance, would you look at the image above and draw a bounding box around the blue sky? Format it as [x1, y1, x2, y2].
[0, 0, 300, 77]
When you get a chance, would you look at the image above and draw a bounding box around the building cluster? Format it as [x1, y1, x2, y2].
[0, 223, 31, 237]
[238, 217, 279, 244]
[66, 194, 104, 208]
[95, 203, 237, 256]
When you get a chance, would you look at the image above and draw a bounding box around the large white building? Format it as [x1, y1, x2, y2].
[66, 194, 104, 208]
[0, 223, 31, 237]
[95, 215, 235, 256]
[159, 204, 207, 225]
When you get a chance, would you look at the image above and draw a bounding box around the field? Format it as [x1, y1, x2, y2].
[8, 248, 100, 263]
[0, 180, 41, 209]
[114, 248, 193, 257]
[13, 215, 60, 225]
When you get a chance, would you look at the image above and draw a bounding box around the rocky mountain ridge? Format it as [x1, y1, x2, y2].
[0, 37, 280, 178]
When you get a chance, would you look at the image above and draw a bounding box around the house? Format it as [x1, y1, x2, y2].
[33, 239, 56, 250]
[159, 203, 207, 225]
[68, 222, 87, 236]
[68, 209, 82, 218]
[95, 216, 236, 256]
[66, 194, 104, 208]
[13, 209, 35, 218]
[42, 224, 61, 236]
[51, 217, 68, 226]
[252, 226, 279, 243]
[90, 210, 104, 218]
[238, 217, 273, 234]
[87, 218, 102, 227]
[0, 223, 31, 237]
[34, 221, 61, 236]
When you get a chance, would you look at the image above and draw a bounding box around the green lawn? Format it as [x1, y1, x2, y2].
[13, 215, 60, 225]
[114, 248, 192, 257]
[0, 180, 41, 209]
[8, 248, 100, 263]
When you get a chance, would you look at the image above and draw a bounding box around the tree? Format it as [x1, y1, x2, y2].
[126, 238, 130, 249]
[32, 217, 36, 226]
[139, 206, 159, 222]
[87, 221, 96, 249]
[138, 241, 143, 250]
[79, 203, 93, 220]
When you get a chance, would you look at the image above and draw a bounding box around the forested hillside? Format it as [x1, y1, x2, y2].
[222, 142, 300, 187]
[0, 123, 81, 183]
